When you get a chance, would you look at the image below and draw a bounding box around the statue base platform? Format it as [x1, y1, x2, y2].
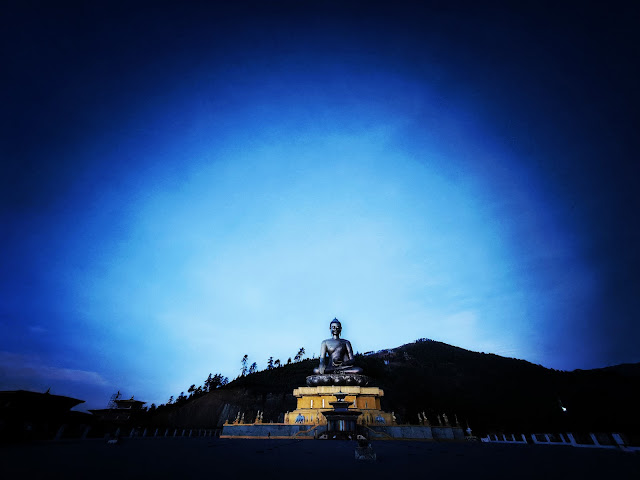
[306, 373, 371, 387]
[221, 383, 466, 441]
[284, 385, 393, 427]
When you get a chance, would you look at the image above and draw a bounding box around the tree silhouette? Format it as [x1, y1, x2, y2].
[274, 359, 281, 368]
[204, 373, 214, 392]
[287, 357, 292, 365]
[241, 354, 248, 376]
[267, 357, 274, 369]
[249, 362, 257, 374]
[205, 373, 228, 390]
[294, 347, 305, 362]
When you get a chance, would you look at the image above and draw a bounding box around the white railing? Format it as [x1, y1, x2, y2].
[480, 432, 640, 452]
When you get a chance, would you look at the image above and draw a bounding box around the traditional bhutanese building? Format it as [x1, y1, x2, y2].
[284, 385, 394, 426]
[89, 391, 147, 423]
[0, 389, 85, 441]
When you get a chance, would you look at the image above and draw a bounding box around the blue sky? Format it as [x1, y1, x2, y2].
[1, 1, 638, 410]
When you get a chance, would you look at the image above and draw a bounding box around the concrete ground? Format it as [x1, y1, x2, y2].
[1, 437, 638, 479]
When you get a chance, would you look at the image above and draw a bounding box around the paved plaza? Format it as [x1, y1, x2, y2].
[1, 437, 638, 478]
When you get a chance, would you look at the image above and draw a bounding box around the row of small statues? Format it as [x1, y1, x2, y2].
[225, 410, 460, 427]
[286, 411, 323, 424]
[226, 410, 338, 425]
[283, 411, 397, 425]
[225, 409, 461, 426]
[225, 410, 266, 425]
[417, 412, 461, 427]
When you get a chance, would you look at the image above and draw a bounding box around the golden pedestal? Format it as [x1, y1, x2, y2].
[284, 385, 394, 426]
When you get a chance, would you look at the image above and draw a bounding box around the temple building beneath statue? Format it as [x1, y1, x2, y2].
[285, 386, 392, 426]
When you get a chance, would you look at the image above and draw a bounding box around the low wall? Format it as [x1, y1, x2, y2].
[433, 426, 465, 440]
[481, 432, 640, 452]
[369, 425, 433, 439]
[222, 423, 466, 441]
[221, 424, 322, 439]
[368, 425, 465, 440]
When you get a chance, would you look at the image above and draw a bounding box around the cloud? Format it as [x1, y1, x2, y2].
[0, 351, 109, 386]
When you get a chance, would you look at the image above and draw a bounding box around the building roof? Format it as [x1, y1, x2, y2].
[0, 390, 84, 414]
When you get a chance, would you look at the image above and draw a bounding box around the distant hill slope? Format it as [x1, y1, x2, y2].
[149, 340, 640, 434]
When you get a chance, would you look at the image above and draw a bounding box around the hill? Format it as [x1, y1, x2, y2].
[146, 340, 640, 435]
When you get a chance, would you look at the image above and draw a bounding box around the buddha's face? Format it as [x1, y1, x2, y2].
[330, 321, 342, 336]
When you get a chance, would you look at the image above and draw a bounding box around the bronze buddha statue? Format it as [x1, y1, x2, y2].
[313, 318, 363, 375]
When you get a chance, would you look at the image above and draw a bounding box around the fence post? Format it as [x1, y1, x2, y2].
[612, 433, 626, 448]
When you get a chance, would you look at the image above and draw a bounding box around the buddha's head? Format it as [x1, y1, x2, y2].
[330, 318, 342, 337]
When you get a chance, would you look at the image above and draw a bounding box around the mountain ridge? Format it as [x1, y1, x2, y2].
[147, 339, 640, 435]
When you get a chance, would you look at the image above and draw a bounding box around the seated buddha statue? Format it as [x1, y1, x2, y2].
[313, 318, 363, 375]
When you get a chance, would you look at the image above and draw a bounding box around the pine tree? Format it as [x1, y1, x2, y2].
[241, 354, 248, 376]
[205, 373, 214, 392]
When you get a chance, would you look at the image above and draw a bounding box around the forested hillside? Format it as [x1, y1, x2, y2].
[145, 340, 640, 435]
